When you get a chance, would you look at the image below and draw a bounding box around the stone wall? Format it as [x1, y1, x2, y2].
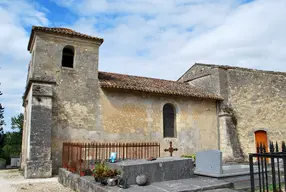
[178, 64, 221, 96]
[50, 87, 219, 173]
[227, 69, 286, 157]
[181, 64, 286, 161]
[23, 32, 219, 176]
[99, 89, 219, 157]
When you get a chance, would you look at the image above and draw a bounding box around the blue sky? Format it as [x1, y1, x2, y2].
[0, 0, 286, 132]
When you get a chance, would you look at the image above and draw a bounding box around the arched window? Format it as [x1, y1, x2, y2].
[62, 45, 74, 68]
[163, 103, 176, 138]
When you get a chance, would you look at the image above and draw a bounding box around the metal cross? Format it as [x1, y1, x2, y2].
[164, 141, 178, 157]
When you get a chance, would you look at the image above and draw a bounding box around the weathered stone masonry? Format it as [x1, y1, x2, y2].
[21, 27, 222, 178]
[179, 63, 286, 162]
[22, 26, 286, 178]
[22, 82, 54, 178]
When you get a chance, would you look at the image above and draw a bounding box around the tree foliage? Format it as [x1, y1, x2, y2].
[11, 113, 23, 134]
[0, 88, 4, 146]
[0, 112, 23, 164]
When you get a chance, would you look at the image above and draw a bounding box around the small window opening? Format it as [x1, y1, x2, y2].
[62, 45, 74, 68]
[163, 103, 176, 138]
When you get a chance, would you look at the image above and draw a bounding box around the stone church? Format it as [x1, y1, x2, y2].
[21, 26, 286, 178]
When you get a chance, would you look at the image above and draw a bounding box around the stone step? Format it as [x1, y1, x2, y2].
[222, 173, 285, 190]
[204, 189, 240, 192]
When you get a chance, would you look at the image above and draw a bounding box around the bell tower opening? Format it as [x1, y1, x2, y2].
[62, 45, 74, 68]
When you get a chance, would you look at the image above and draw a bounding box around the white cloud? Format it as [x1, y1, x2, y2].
[0, 0, 49, 131]
[1, 0, 286, 129]
[55, 0, 286, 80]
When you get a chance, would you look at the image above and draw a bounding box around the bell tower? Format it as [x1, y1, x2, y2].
[21, 26, 103, 178]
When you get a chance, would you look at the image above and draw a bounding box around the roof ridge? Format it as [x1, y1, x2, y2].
[28, 26, 104, 51]
[195, 63, 286, 75]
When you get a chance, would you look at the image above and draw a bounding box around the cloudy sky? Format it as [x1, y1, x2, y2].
[0, 0, 285, 132]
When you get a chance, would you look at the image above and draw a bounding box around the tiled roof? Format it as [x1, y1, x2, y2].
[28, 26, 104, 51]
[98, 71, 223, 100]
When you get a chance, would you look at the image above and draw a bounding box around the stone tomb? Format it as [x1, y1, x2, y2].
[107, 157, 194, 185]
[195, 150, 258, 178]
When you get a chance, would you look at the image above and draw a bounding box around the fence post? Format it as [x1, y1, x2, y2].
[282, 141, 286, 191]
[270, 142, 277, 192]
[249, 154, 255, 192]
[263, 144, 268, 191]
[62, 143, 65, 167]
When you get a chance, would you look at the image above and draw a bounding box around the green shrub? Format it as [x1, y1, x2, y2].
[0, 158, 6, 163]
[93, 162, 121, 180]
[181, 154, 196, 162]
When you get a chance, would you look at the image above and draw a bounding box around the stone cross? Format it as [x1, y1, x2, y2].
[164, 141, 178, 157]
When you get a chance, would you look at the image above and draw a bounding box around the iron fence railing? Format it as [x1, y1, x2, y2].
[62, 142, 160, 173]
[249, 141, 286, 192]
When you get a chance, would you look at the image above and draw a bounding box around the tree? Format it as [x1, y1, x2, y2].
[11, 113, 23, 135]
[0, 113, 23, 163]
[0, 88, 4, 147]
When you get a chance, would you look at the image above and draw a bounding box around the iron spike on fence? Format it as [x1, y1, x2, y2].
[282, 141, 286, 153]
[259, 142, 263, 153]
[256, 142, 260, 153]
[270, 141, 274, 153]
[275, 141, 279, 152]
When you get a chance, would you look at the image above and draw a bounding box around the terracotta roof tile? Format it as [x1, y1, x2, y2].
[28, 26, 104, 51]
[98, 71, 223, 100]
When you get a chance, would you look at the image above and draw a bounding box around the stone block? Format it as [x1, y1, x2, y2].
[195, 150, 222, 175]
[24, 160, 52, 178]
[106, 157, 194, 185]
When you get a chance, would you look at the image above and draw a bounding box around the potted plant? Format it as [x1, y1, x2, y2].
[93, 163, 107, 183]
[79, 168, 93, 176]
[93, 162, 121, 186]
[106, 169, 121, 186]
[79, 169, 85, 176]
[181, 154, 196, 166]
[84, 169, 93, 176]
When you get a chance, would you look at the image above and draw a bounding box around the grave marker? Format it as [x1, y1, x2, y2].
[164, 141, 178, 157]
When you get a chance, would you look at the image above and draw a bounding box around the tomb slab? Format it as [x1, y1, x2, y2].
[106, 157, 194, 185]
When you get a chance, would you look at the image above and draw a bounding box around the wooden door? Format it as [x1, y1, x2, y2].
[255, 130, 268, 152]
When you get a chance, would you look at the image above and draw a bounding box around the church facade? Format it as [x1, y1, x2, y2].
[21, 26, 286, 178]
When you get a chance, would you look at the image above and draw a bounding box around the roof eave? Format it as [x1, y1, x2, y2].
[100, 84, 223, 101]
[27, 26, 104, 51]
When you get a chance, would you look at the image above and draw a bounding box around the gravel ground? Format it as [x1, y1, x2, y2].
[0, 169, 73, 192]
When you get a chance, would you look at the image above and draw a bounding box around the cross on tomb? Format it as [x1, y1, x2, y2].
[164, 141, 178, 157]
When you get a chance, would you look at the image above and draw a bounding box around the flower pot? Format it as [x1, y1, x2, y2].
[100, 178, 108, 185]
[80, 171, 85, 176]
[84, 169, 92, 176]
[94, 175, 99, 182]
[107, 177, 117, 186]
[68, 167, 76, 173]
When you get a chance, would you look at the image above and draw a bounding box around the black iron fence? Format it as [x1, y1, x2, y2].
[249, 141, 286, 192]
